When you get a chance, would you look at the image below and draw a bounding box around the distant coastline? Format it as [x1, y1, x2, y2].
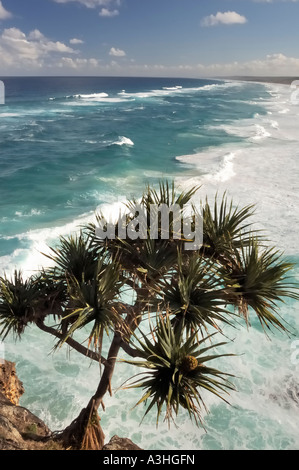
[224, 76, 298, 86]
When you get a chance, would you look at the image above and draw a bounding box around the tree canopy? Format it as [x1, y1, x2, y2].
[0, 181, 298, 449]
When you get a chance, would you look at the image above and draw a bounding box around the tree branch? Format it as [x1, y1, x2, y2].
[119, 339, 140, 358]
[36, 319, 107, 365]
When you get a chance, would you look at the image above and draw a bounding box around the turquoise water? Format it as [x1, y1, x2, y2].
[0, 77, 299, 449]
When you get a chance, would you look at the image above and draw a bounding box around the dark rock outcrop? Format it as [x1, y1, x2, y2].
[102, 435, 142, 451]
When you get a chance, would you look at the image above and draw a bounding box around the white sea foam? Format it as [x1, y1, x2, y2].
[206, 119, 273, 142]
[74, 92, 109, 99]
[176, 82, 299, 254]
[84, 140, 98, 144]
[0, 195, 129, 278]
[162, 86, 183, 90]
[117, 81, 243, 101]
[0, 113, 21, 117]
[70, 92, 135, 104]
[176, 147, 238, 183]
[65, 95, 131, 105]
[15, 208, 42, 217]
[250, 124, 272, 141]
[113, 136, 134, 146]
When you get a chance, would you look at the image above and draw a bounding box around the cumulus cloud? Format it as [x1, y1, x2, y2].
[0, 27, 76, 71]
[201, 11, 248, 27]
[99, 8, 119, 17]
[183, 53, 299, 77]
[28, 29, 46, 40]
[58, 56, 99, 69]
[70, 38, 84, 44]
[0, 1, 12, 20]
[109, 46, 126, 57]
[97, 53, 299, 78]
[54, 0, 121, 17]
[54, 0, 121, 12]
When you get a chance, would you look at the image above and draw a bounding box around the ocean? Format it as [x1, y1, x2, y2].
[0, 76, 298, 450]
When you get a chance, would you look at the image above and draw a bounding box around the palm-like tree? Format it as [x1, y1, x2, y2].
[0, 181, 298, 450]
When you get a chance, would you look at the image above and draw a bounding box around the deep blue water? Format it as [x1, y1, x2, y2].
[0, 77, 268, 247]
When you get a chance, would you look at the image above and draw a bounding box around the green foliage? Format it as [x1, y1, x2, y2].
[155, 251, 235, 335]
[222, 238, 299, 331]
[122, 314, 235, 427]
[200, 193, 258, 260]
[44, 232, 99, 283]
[85, 181, 199, 279]
[0, 271, 41, 338]
[59, 255, 124, 354]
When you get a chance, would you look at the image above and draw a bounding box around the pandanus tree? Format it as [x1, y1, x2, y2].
[0, 181, 298, 450]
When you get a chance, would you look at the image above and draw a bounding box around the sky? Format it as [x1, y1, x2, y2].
[0, 0, 299, 77]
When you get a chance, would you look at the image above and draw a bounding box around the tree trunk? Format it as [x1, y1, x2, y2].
[59, 332, 123, 450]
[58, 296, 143, 450]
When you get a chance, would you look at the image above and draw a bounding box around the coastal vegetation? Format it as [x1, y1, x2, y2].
[0, 181, 298, 450]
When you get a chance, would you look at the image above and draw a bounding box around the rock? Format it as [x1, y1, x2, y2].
[103, 435, 142, 451]
[0, 390, 52, 450]
[0, 358, 142, 451]
[0, 359, 24, 405]
[0, 359, 53, 450]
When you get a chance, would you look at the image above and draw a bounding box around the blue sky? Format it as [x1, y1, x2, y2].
[0, 0, 299, 76]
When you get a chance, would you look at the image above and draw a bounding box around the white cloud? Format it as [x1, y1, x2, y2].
[58, 56, 99, 69]
[190, 53, 299, 77]
[99, 8, 119, 17]
[54, 0, 121, 18]
[70, 38, 84, 44]
[109, 46, 126, 57]
[0, 1, 12, 20]
[28, 29, 46, 40]
[54, 0, 121, 9]
[201, 11, 248, 27]
[97, 53, 299, 78]
[2, 27, 26, 41]
[0, 27, 76, 71]
[2, 49, 298, 76]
